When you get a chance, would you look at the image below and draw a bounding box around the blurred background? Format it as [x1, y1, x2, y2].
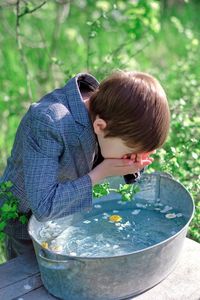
[0, 0, 199, 262]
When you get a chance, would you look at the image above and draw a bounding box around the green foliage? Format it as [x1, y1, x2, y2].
[129, 1, 200, 242]
[125, 0, 160, 38]
[93, 182, 140, 202]
[0, 181, 28, 242]
[188, 201, 200, 241]
[93, 182, 110, 198]
[118, 184, 140, 202]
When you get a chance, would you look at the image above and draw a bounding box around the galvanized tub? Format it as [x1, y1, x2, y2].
[28, 172, 194, 300]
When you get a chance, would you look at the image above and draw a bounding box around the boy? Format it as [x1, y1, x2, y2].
[0, 70, 170, 259]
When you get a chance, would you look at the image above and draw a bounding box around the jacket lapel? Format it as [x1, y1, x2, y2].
[64, 73, 99, 172]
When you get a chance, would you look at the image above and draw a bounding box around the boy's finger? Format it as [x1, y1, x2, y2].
[142, 157, 154, 163]
[130, 153, 136, 161]
[135, 153, 142, 162]
[148, 157, 154, 162]
[118, 158, 152, 168]
[142, 150, 156, 159]
[135, 159, 152, 168]
[151, 150, 156, 154]
[119, 159, 134, 166]
[141, 160, 153, 167]
[126, 161, 152, 174]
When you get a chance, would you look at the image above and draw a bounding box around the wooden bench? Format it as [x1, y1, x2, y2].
[0, 238, 200, 300]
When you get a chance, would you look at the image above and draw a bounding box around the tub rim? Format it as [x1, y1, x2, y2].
[28, 172, 195, 261]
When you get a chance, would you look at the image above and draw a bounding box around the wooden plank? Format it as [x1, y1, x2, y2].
[133, 238, 200, 300]
[13, 286, 59, 300]
[0, 273, 42, 300]
[0, 249, 39, 288]
[0, 249, 42, 300]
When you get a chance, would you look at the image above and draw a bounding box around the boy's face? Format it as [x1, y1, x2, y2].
[97, 134, 137, 159]
[93, 117, 143, 159]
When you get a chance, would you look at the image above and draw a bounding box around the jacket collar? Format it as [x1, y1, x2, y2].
[64, 73, 99, 126]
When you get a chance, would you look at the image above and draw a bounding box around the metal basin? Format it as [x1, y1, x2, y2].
[28, 172, 194, 300]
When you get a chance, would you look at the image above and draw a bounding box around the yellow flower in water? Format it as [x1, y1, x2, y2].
[109, 215, 122, 222]
[41, 241, 49, 249]
[51, 245, 63, 253]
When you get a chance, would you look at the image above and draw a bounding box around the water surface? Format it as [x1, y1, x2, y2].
[38, 199, 187, 257]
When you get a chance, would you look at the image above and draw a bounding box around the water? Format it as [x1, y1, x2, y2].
[38, 199, 187, 257]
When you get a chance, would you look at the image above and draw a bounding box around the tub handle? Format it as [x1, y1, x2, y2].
[38, 249, 84, 265]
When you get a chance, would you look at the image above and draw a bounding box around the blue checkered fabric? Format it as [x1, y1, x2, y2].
[0, 73, 99, 239]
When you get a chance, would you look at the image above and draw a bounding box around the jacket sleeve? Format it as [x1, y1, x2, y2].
[23, 108, 93, 222]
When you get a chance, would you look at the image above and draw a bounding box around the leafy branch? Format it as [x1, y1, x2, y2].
[18, 1, 47, 18]
[0, 181, 28, 241]
[93, 182, 140, 202]
[15, 0, 47, 100]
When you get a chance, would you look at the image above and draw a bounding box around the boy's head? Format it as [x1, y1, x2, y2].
[89, 70, 170, 158]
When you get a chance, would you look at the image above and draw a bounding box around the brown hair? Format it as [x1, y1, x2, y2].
[89, 70, 170, 152]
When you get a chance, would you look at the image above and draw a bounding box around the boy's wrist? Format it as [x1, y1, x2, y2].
[88, 166, 106, 186]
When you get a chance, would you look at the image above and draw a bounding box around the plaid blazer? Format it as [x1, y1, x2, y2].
[0, 73, 99, 239]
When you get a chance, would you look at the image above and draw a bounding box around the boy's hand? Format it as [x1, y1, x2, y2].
[122, 150, 156, 162]
[88, 157, 153, 186]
